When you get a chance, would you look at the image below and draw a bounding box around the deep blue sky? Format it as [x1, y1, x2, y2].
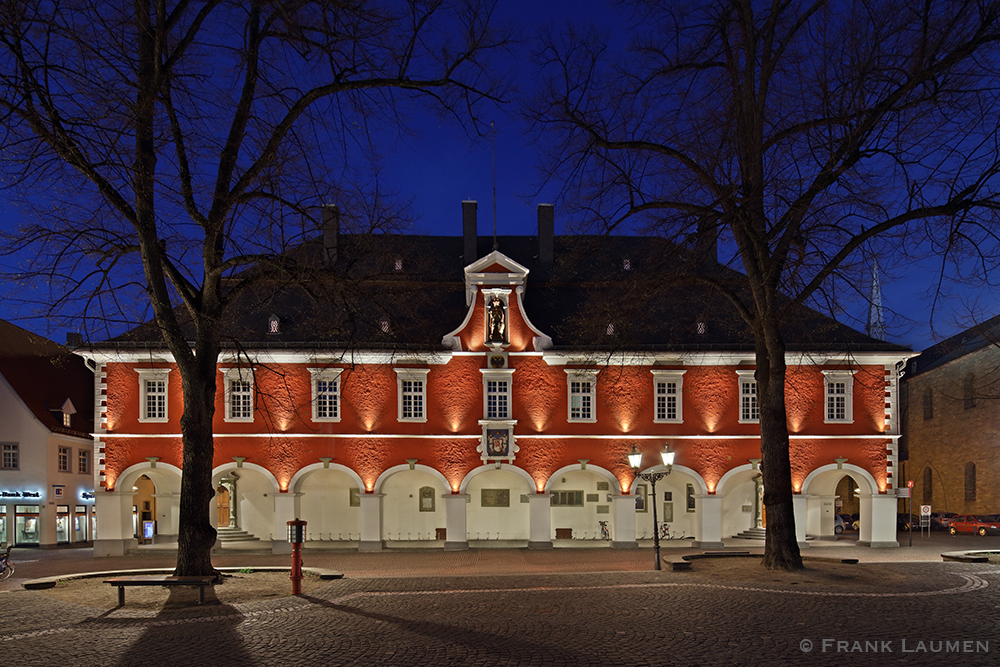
[0, 0, 995, 351]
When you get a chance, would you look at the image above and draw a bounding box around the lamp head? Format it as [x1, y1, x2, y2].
[627, 444, 642, 471]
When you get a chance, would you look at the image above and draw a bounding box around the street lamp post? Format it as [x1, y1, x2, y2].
[629, 443, 674, 570]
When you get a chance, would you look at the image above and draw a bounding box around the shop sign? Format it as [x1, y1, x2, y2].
[81, 492, 95, 500]
[0, 490, 42, 498]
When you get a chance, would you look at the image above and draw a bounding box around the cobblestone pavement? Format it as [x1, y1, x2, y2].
[2, 533, 998, 666]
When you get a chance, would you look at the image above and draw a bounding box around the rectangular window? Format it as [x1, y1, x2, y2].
[827, 381, 847, 420]
[566, 370, 598, 422]
[221, 367, 255, 422]
[823, 371, 856, 423]
[653, 371, 685, 423]
[923, 388, 933, 420]
[1, 443, 17, 470]
[551, 490, 584, 507]
[737, 371, 758, 423]
[58, 446, 71, 472]
[78, 449, 91, 475]
[395, 369, 429, 422]
[230, 379, 252, 419]
[309, 368, 343, 422]
[487, 379, 509, 419]
[136, 369, 171, 422]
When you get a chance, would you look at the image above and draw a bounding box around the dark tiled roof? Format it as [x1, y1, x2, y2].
[906, 313, 1000, 376]
[0, 319, 94, 437]
[104, 233, 908, 354]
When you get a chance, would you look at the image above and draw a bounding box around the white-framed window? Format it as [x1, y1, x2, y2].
[652, 370, 685, 423]
[565, 370, 598, 422]
[1, 442, 18, 470]
[58, 446, 71, 472]
[823, 370, 856, 423]
[78, 449, 91, 475]
[136, 368, 171, 423]
[395, 369, 429, 422]
[481, 369, 514, 420]
[737, 370, 759, 423]
[308, 368, 343, 422]
[221, 367, 254, 422]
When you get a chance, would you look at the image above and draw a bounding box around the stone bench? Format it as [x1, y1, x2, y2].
[104, 575, 218, 607]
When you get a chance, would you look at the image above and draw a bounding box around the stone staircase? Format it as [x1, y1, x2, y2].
[731, 527, 766, 540]
[216, 526, 260, 543]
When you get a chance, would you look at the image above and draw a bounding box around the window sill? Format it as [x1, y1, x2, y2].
[823, 419, 855, 424]
[138, 418, 169, 424]
[224, 417, 255, 423]
[312, 417, 342, 423]
[653, 419, 684, 424]
[568, 418, 598, 424]
[398, 417, 428, 423]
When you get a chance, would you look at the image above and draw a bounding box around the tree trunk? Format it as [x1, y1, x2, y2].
[756, 321, 804, 571]
[173, 351, 220, 576]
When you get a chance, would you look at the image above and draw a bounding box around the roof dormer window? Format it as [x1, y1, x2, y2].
[268, 314, 280, 334]
[394, 258, 403, 271]
[623, 258, 631, 271]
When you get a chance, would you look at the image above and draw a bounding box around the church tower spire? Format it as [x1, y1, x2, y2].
[866, 259, 886, 340]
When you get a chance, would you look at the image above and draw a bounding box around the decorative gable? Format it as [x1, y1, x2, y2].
[442, 250, 552, 352]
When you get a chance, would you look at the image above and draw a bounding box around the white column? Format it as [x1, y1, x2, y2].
[693, 494, 725, 549]
[359, 493, 385, 552]
[857, 494, 873, 545]
[863, 493, 899, 548]
[93, 490, 136, 557]
[610, 495, 638, 549]
[152, 492, 180, 544]
[443, 494, 469, 550]
[806, 495, 839, 540]
[792, 494, 810, 548]
[271, 492, 300, 554]
[528, 493, 553, 549]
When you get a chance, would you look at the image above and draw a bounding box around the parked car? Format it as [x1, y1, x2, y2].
[949, 515, 1000, 536]
[930, 512, 957, 530]
[835, 515, 845, 534]
[897, 513, 914, 531]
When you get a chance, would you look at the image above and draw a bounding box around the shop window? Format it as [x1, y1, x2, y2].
[737, 370, 759, 423]
[965, 462, 977, 502]
[565, 369, 598, 422]
[15, 505, 40, 545]
[221, 367, 254, 422]
[823, 371, 856, 423]
[309, 368, 343, 422]
[136, 368, 171, 422]
[58, 446, 71, 472]
[395, 368, 429, 422]
[686, 484, 696, 512]
[653, 370, 685, 423]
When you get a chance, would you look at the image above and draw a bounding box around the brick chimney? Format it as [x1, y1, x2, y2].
[322, 204, 340, 265]
[537, 203, 554, 267]
[463, 200, 478, 263]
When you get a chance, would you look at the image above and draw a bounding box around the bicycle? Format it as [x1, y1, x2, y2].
[598, 521, 611, 541]
[0, 545, 13, 580]
[659, 523, 685, 540]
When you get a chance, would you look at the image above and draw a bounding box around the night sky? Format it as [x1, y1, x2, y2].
[0, 1, 994, 351]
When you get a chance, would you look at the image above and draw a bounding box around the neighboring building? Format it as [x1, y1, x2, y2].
[79, 203, 911, 556]
[903, 315, 1000, 515]
[0, 320, 95, 547]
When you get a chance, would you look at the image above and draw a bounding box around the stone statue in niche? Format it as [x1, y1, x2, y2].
[487, 295, 506, 343]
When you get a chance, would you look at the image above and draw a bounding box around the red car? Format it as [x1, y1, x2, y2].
[949, 515, 1000, 536]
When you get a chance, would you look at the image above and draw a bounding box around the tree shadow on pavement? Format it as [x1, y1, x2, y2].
[299, 594, 594, 664]
[85, 587, 254, 667]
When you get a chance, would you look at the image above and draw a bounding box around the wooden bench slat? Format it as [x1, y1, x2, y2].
[104, 575, 217, 606]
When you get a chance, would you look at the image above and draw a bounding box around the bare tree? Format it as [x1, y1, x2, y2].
[529, 0, 1000, 569]
[0, 0, 511, 575]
